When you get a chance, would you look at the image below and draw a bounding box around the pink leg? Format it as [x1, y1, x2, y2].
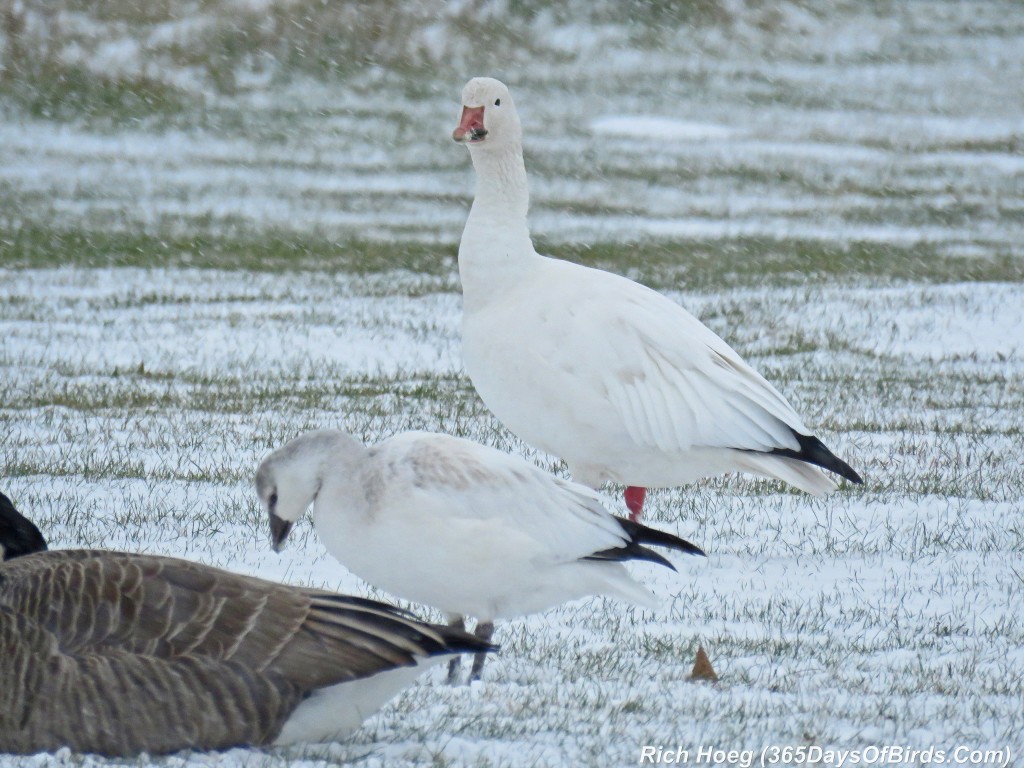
[624, 486, 646, 522]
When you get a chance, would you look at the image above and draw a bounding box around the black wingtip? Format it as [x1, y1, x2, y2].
[769, 431, 863, 485]
[616, 517, 707, 558]
[586, 542, 679, 571]
[310, 593, 500, 659]
[0, 491, 49, 561]
[584, 517, 706, 569]
[434, 630, 500, 657]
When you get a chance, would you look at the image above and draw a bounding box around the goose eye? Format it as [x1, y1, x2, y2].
[494, 98, 501, 106]
[269, 491, 278, 508]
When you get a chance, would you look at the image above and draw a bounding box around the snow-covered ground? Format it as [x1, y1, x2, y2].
[1, 269, 1021, 767]
[1, 1, 1022, 766]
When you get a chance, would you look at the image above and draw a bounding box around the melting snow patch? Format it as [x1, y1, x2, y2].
[849, 283, 1024, 362]
[590, 116, 742, 141]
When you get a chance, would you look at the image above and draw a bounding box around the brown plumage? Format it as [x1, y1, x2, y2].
[0, 543, 491, 756]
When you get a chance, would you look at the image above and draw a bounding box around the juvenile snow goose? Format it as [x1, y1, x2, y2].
[452, 77, 863, 521]
[256, 429, 705, 683]
[0, 490, 492, 757]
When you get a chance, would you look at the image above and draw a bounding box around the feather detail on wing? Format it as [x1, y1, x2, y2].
[599, 288, 810, 455]
[372, 433, 633, 563]
[0, 549, 492, 755]
[1, 551, 480, 677]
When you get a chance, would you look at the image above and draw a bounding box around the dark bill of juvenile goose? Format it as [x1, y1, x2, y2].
[0, 492, 494, 757]
[256, 428, 706, 684]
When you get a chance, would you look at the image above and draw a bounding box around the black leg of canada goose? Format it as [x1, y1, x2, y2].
[446, 616, 466, 685]
[469, 621, 495, 682]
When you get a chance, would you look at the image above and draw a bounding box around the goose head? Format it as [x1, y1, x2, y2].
[256, 430, 364, 552]
[0, 491, 48, 561]
[452, 77, 521, 150]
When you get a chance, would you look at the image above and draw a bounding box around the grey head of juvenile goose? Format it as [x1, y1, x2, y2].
[256, 429, 704, 685]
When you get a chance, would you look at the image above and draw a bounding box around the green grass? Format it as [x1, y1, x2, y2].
[1, 3, 1022, 763]
[0, 370, 479, 418]
[3, 222, 1021, 290]
[538, 237, 1024, 289]
[0, 0, 757, 122]
[0, 224, 456, 277]
[0, 65, 189, 123]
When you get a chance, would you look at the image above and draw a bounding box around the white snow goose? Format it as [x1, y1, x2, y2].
[0, 490, 491, 757]
[452, 77, 863, 521]
[256, 429, 705, 683]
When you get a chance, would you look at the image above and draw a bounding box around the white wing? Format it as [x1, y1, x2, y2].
[535, 259, 808, 456]
[367, 432, 630, 564]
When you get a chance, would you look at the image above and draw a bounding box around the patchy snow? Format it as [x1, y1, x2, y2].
[590, 116, 744, 141]
[1, 3, 1021, 253]
[0, 0, 1022, 765]
[844, 283, 1024, 362]
[1, 268, 1022, 766]
[0, 268, 462, 381]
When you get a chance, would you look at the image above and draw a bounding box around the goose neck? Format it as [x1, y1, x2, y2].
[467, 144, 530, 222]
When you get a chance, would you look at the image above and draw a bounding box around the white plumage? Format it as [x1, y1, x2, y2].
[452, 77, 862, 519]
[256, 429, 703, 680]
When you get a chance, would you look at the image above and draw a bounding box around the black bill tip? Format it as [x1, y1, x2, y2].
[269, 513, 293, 553]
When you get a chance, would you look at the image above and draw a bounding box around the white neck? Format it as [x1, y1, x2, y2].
[468, 142, 530, 221]
[458, 142, 538, 303]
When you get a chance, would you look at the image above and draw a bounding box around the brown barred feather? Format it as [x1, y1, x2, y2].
[0, 550, 492, 756]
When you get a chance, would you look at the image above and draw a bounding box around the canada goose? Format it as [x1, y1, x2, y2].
[452, 77, 861, 522]
[0, 490, 493, 756]
[0, 490, 46, 560]
[256, 429, 704, 683]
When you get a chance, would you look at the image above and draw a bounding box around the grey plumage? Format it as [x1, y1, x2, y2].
[0, 496, 492, 756]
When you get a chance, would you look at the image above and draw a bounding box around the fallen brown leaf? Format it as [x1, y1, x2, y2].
[690, 645, 719, 682]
